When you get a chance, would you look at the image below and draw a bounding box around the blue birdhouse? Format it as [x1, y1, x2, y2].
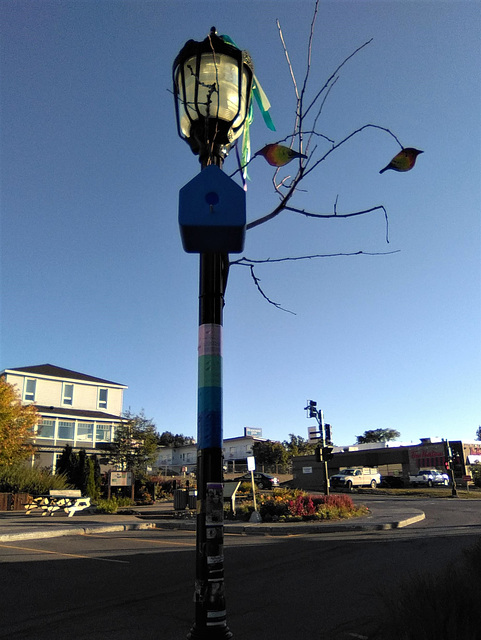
[178, 165, 246, 253]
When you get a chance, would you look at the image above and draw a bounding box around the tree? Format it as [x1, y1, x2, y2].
[283, 433, 316, 457]
[56, 445, 101, 497]
[251, 440, 288, 469]
[356, 429, 400, 444]
[56, 444, 77, 483]
[158, 431, 195, 447]
[0, 377, 38, 465]
[85, 455, 101, 501]
[227, 0, 409, 312]
[111, 410, 159, 475]
[476, 426, 481, 441]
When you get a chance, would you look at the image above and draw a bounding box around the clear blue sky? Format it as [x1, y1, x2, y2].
[1, 1, 480, 447]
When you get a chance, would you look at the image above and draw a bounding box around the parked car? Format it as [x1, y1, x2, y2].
[409, 469, 450, 487]
[234, 472, 279, 489]
[330, 467, 381, 491]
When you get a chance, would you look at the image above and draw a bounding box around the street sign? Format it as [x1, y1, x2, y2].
[246, 456, 258, 515]
[308, 426, 320, 442]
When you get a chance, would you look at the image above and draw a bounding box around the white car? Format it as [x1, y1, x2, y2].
[409, 469, 450, 487]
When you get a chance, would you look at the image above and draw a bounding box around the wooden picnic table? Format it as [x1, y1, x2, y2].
[25, 489, 91, 517]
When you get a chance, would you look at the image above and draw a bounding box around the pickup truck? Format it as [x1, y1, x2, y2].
[330, 467, 381, 491]
[409, 469, 450, 487]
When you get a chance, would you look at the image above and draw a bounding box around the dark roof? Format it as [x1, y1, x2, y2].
[35, 405, 124, 421]
[4, 364, 126, 387]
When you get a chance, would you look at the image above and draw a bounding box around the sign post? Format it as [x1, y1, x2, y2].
[108, 471, 134, 501]
[247, 456, 261, 522]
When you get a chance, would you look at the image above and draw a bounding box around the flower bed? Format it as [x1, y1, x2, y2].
[226, 488, 368, 522]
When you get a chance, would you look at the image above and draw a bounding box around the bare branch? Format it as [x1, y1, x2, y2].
[303, 123, 403, 179]
[301, 0, 320, 99]
[242, 262, 296, 314]
[277, 19, 299, 104]
[231, 249, 400, 267]
[226, 5, 412, 313]
[284, 202, 391, 243]
[277, 17, 304, 159]
[299, 0, 320, 154]
[306, 76, 339, 156]
[230, 248, 400, 313]
[246, 185, 299, 230]
[304, 38, 374, 120]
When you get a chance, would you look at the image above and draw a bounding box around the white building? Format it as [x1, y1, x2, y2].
[2, 364, 127, 471]
[156, 434, 266, 474]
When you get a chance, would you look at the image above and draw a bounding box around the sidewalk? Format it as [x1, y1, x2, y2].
[0, 500, 425, 542]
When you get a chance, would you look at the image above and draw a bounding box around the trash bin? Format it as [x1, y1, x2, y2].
[174, 489, 188, 510]
[188, 490, 197, 509]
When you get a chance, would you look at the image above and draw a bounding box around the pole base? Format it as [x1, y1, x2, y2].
[249, 510, 262, 523]
[187, 623, 233, 639]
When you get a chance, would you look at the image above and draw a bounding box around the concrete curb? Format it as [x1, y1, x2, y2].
[0, 521, 156, 542]
[0, 510, 425, 542]
[151, 509, 425, 536]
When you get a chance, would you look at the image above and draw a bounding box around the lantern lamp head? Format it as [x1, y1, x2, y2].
[173, 27, 254, 165]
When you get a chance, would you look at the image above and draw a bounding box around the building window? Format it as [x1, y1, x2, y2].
[62, 383, 74, 406]
[98, 388, 108, 409]
[52, 452, 62, 475]
[77, 422, 94, 441]
[38, 419, 55, 439]
[58, 421, 74, 440]
[96, 423, 111, 442]
[24, 379, 36, 402]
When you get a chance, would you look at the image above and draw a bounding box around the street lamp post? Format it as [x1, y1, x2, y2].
[173, 28, 254, 639]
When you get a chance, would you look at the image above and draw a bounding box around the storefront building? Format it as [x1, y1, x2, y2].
[292, 438, 475, 491]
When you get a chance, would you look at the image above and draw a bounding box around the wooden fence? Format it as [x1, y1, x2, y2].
[0, 493, 30, 511]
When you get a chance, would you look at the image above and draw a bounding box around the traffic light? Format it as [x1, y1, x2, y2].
[444, 460, 450, 471]
[324, 424, 332, 445]
[315, 446, 334, 463]
[322, 447, 334, 461]
[307, 400, 317, 418]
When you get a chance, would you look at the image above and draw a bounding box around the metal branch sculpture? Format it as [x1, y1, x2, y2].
[228, 0, 415, 311]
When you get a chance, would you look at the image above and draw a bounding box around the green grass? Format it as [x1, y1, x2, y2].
[358, 486, 481, 499]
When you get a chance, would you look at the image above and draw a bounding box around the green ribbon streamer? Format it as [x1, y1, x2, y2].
[252, 77, 276, 132]
[220, 34, 276, 180]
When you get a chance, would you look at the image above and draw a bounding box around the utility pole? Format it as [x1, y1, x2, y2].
[444, 439, 458, 498]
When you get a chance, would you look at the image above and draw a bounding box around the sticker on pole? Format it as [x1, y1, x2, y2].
[206, 483, 224, 525]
